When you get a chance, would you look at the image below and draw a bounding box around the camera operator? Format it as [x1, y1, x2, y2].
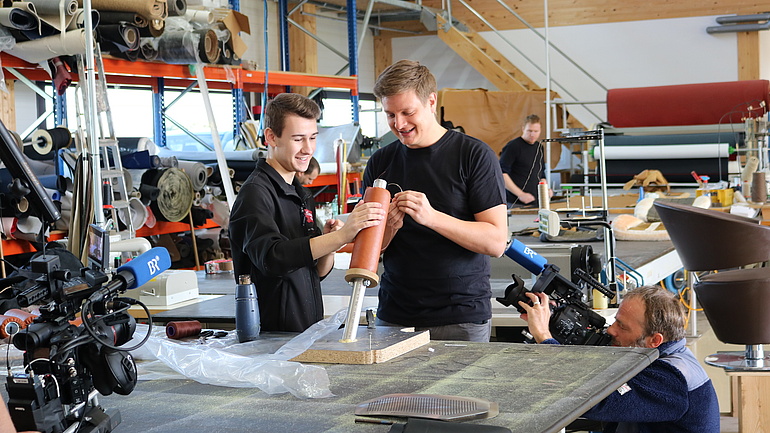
[520, 285, 719, 433]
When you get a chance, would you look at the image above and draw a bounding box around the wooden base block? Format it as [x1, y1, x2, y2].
[291, 326, 430, 365]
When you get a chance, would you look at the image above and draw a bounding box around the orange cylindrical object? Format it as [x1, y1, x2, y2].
[0, 315, 25, 339]
[4, 308, 38, 326]
[348, 185, 391, 274]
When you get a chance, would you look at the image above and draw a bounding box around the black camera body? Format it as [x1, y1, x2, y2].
[497, 264, 612, 346]
[6, 253, 137, 433]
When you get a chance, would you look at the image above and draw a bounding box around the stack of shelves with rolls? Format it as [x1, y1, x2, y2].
[0, 53, 360, 257]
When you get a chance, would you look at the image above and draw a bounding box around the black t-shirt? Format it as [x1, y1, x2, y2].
[499, 136, 545, 205]
[363, 130, 505, 327]
[229, 158, 324, 332]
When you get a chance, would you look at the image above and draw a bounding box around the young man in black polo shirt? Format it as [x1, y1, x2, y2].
[230, 93, 385, 332]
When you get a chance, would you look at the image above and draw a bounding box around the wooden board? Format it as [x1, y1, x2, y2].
[291, 326, 430, 365]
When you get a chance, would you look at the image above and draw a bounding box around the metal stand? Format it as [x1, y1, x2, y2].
[706, 345, 770, 371]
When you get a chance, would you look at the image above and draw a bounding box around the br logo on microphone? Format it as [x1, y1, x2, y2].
[147, 255, 162, 275]
[523, 246, 536, 258]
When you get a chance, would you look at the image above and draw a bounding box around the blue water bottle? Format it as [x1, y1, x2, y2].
[235, 274, 260, 342]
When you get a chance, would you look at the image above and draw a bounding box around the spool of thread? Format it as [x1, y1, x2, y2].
[751, 172, 766, 203]
[345, 179, 391, 287]
[0, 315, 25, 339]
[4, 308, 38, 326]
[166, 320, 202, 339]
[538, 180, 550, 210]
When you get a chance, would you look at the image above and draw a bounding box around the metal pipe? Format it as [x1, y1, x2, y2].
[544, 0, 551, 185]
[716, 13, 770, 24]
[300, 11, 420, 33]
[357, 0, 376, 59]
[707, 21, 770, 34]
[83, 0, 103, 225]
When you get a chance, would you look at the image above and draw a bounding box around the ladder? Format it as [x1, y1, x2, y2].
[77, 46, 134, 239]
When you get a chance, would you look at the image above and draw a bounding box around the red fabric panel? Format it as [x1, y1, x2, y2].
[607, 80, 770, 127]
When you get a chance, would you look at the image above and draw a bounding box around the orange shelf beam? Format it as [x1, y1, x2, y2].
[135, 219, 219, 238]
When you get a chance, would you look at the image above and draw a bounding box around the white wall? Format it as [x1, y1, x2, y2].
[392, 16, 740, 127]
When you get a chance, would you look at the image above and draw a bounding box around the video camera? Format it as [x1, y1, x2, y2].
[496, 240, 614, 346]
[5, 234, 171, 433]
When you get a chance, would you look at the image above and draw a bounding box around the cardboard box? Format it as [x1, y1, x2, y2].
[212, 8, 251, 58]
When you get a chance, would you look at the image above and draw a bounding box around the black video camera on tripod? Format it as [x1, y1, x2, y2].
[496, 240, 613, 346]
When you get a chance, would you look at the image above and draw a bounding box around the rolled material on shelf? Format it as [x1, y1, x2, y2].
[184, 7, 212, 25]
[28, 0, 77, 16]
[0, 4, 39, 30]
[81, 0, 167, 20]
[139, 38, 158, 60]
[156, 31, 199, 64]
[6, 28, 89, 63]
[142, 167, 193, 222]
[167, 0, 186, 16]
[345, 180, 391, 287]
[98, 10, 147, 27]
[593, 143, 731, 160]
[122, 149, 160, 169]
[178, 160, 208, 191]
[24, 126, 72, 159]
[117, 196, 149, 229]
[195, 28, 219, 64]
[98, 22, 140, 53]
[138, 183, 160, 205]
[66, 8, 99, 30]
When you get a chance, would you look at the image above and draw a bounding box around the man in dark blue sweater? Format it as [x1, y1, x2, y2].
[520, 285, 719, 433]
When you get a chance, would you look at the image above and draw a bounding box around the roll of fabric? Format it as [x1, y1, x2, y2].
[4, 308, 38, 326]
[98, 10, 147, 27]
[111, 47, 140, 62]
[6, 28, 89, 63]
[26, 126, 71, 160]
[167, 0, 186, 17]
[195, 28, 219, 64]
[178, 160, 207, 191]
[184, 7, 212, 25]
[97, 22, 140, 53]
[65, 8, 99, 30]
[0, 4, 39, 30]
[26, 0, 77, 15]
[38, 174, 69, 192]
[157, 30, 198, 64]
[117, 196, 148, 230]
[142, 168, 194, 222]
[218, 39, 234, 64]
[139, 38, 158, 60]
[751, 172, 766, 203]
[81, 0, 167, 20]
[122, 150, 160, 169]
[138, 183, 160, 205]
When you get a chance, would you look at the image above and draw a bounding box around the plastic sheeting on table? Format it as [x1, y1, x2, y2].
[130, 309, 348, 398]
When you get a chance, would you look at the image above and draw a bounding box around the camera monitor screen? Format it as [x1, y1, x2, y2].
[87, 224, 109, 270]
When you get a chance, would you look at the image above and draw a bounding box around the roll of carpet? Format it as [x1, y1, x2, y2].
[6, 28, 89, 64]
[142, 168, 194, 222]
[157, 31, 198, 64]
[0, 315, 25, 339]
[98, 10, 148, 27]
[28, 0, 77, 16]
[167, 0, 186, 17]
[178, 160, 208, 192]
[111, 47, 140, 62]
[82, 0, 167, 20]
[4, 308, 38, 326]
[157, 156, 178, 168]
[65, 8, 99, 30]
[138, 183, 160, 205]
[122, 149, 160, 169]
[97, 22, 140, 53]
[139, 38, 159, 60]
[218, 39, 234, 64]
[26, 127, 71, 160]
[195, 28, 219, 64]
[37, 174, 69, 192]
[0, 4, 39, 30]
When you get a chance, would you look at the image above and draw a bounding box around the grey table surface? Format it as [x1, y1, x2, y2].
[93, 341, 657, 433]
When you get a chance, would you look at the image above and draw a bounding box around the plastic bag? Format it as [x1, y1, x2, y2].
[131, 309, 347, 398]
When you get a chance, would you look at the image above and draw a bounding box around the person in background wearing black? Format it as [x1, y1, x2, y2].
[296, 156, 320, 186]
[230, 93, 385, 332]
[499, 114, 550, 207]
